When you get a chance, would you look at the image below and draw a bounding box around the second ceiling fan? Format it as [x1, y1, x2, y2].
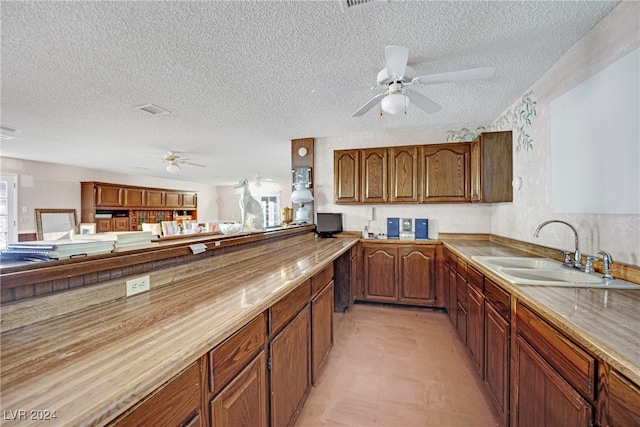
[313, 46, 495, 117]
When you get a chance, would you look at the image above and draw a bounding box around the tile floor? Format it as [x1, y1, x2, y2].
[295, 304, 501, 427]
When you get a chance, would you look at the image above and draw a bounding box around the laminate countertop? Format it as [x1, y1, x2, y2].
[442, 238, 640, 386]
[0, 233, 359, 426]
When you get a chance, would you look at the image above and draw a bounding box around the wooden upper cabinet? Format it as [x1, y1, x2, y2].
[389, 145, 420, 203]
[182, 192, 197, 208]
[123, 188, 145, 207]
[470, 131, 513, 203]
[95, 184, 123, 207]
[165, 191, 181, 208]
[146, 190, 165, 207]
[361, 148, 388, 203]
[422, 143, 470, 203]
[334, 150, 360, 203]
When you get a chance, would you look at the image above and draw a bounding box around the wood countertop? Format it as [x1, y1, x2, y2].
[0, 233, 359, 426]
[442, 237, 640, 385]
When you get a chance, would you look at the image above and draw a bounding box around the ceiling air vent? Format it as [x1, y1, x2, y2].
[134, 104, 171, 115]
[340, 0, 389, 13]
[0, 125, 20, 139]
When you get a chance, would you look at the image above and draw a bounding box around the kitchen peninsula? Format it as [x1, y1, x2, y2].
[1, 227, 358, 426]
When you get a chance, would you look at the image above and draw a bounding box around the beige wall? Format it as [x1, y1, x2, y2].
[491, 1, 639, 266]
[0, 157, 219, 234]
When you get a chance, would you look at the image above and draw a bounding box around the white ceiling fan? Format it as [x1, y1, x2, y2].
[161, 151, 206, 174]
[254, 173, 273, 187]
[312, 46, 495, 117]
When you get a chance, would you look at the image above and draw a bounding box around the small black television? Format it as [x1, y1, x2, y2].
[315, 213, 343, 238]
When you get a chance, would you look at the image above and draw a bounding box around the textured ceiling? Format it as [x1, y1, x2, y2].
[0, 0, 618, 186]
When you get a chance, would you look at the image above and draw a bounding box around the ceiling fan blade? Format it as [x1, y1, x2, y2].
[352, 93, 387, 117]
[385, 45, 409, 79]
[412, 67, 495, 86]
[311, 84, 379, 95]
[185, 162, 206, 168]
[406, 91, 442, 114]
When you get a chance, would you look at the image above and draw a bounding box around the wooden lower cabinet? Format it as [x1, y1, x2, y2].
[311, 282, 334, 384]
[513, 335, 593, 427]
[447, 262, 457, 326]
[485, 302, 510, 425]
[270, 305, 311, 427]
[363, 244, 397, 302]
[362, 243, 437, 306]
[513, 302, 596, 427]
[111, 360, 203, 427]
[399, 246, 436, 306]
[601, 365, 640, 427]
[467, 283, 484, 375]
[211, 352, 267, 427]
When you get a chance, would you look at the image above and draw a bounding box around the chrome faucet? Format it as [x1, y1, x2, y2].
[533, 220, 581, 269]
[598, 250, 614, 279]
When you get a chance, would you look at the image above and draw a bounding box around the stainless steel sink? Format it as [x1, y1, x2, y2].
[472, 256, 640, 289]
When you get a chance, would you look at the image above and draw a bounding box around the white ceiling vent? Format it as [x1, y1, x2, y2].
[340, 0, 389, 13]
[134, 104, 171, 115]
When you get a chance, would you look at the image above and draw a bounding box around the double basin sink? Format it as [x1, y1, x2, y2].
[472, 256, 640, 289]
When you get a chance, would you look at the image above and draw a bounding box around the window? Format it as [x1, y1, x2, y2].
[260, 195, 280, 228]
[0, 174, 18, 249]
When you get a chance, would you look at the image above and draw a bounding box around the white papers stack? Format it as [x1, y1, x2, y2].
[73, 231, 159, 252]
[5, 239, 115, 260]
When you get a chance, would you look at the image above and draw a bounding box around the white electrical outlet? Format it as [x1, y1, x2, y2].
[126, 275, 150, 297]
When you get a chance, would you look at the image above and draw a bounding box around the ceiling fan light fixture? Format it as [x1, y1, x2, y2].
[381, 92, 408, 115]
[166, 162, 180, 174]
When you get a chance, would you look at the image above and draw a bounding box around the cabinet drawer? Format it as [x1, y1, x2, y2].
[484, 278, 510, 320]
[467, 265, 483, 293]
[112, 360, 202, 426]
[209, 313, 266, 394]
[456, 257, 467, 279]
[516, 302, 596, 400]
[270, 280, 311, 337]
[311, 263, 333, 297]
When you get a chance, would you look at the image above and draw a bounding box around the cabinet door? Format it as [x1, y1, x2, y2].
[123, 188, 145, 207]
[96, 219, 112, 233]
[166, 192, 182, 208]
[334, 150, 360, 203]
[112, 361, 203, 427]
[606, 369, 640, 427]
[350, 248, 362, 303]
[513, 335, 593, 427]
[485, 303, 509, 425]
[96, 185, 122, 207]
[112, 218, 130, 231]
[398, 246, 436, 306]
[211, 352, 267, 427]
[182, 193, 197, 208]
[363, 245, 397, 302]
[448, 266, 457, 326]
[389, 145, 420, 203]
[456, 272, 467, 343]
[470, 131, 513, 203]
[146, 190, 165, 207]
[467, 283, 484, 376]
[270, 305, 311, 427]
[311, 282, 334, 384]
[422, 143, 470, 202]
[361, 148, 388, 203]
